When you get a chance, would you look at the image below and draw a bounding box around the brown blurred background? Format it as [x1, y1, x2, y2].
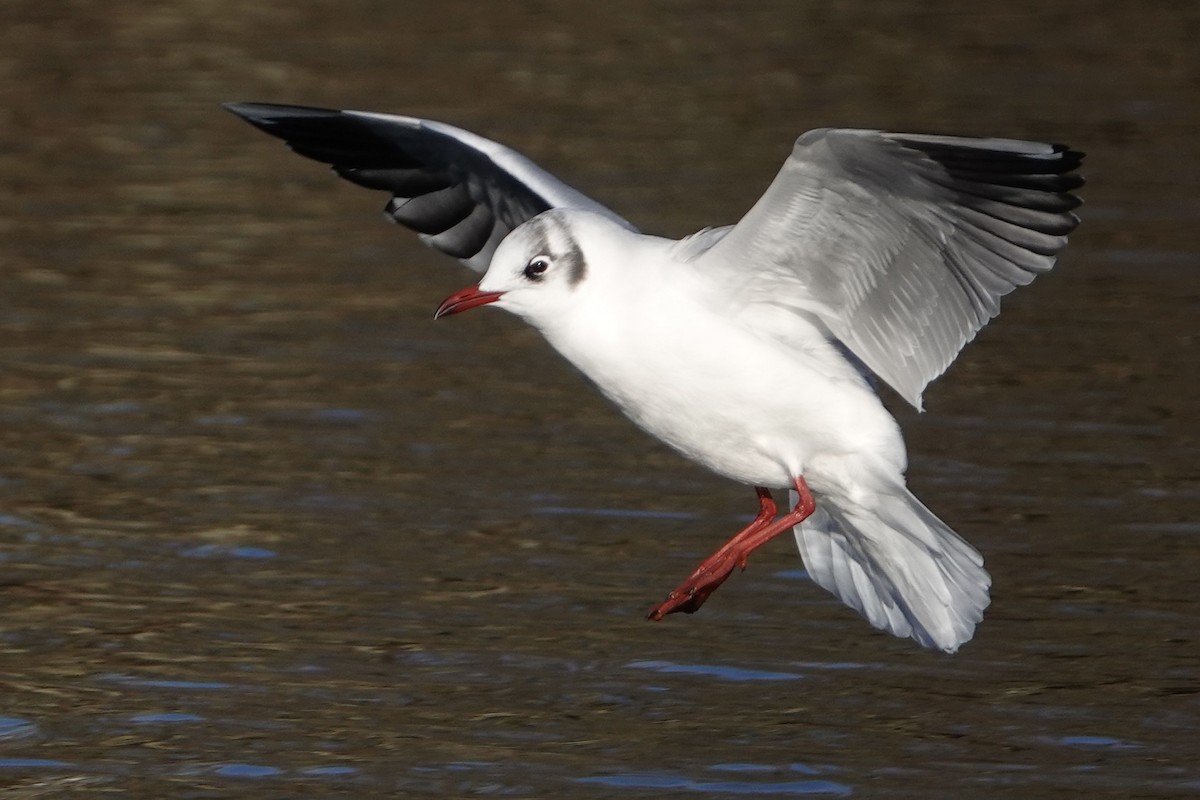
[0, 1, 1196, 797]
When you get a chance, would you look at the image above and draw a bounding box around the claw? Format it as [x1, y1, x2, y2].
[646, 562, 733, 619]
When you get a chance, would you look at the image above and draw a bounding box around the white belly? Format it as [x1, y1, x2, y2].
[547, 291, 907, 492]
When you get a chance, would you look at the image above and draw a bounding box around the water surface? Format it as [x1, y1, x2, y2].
[0, 1, 1197, 796]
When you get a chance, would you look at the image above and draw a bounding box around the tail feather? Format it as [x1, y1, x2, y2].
[791, 488, 991, 653]
[795, 504, 915, 637]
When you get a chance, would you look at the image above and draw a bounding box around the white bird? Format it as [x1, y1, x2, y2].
[225, 102, 1083, 653]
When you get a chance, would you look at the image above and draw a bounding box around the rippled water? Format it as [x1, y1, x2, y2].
[1, 1, 1197, 797]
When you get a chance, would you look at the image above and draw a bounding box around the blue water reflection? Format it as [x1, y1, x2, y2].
[626, 660, 803, 682]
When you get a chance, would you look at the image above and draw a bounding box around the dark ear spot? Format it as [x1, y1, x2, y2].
[564, 238, 587, 287]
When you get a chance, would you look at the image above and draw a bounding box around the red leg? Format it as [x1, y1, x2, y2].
[647, 477, 816, 620]
[682, 487, 777, 578]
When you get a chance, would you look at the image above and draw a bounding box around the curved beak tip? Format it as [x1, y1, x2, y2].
[434, 285, 504, 319]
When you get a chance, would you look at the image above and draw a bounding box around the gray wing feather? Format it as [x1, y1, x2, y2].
[224, 103, 634, 273]
[697, 128, 1084, 409]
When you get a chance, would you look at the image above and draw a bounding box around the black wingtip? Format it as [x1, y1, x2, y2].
[1050, 143, 1087, 177]
[222, 101, 344, 131]
[222, 101, 280, 125]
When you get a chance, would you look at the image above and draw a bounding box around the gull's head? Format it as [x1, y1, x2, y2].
[435, 209, 622, 328]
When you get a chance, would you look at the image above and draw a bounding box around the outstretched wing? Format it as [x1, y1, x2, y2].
[695, 128, 1084, 409]
[224, 102, 634, 272]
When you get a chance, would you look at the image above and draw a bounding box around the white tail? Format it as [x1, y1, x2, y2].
[791, 488, 991, 653]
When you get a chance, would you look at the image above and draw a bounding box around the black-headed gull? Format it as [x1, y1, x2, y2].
[225, 102, 1083, 653]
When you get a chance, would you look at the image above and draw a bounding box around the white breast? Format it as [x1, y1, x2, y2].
[543, 267, 906, 491]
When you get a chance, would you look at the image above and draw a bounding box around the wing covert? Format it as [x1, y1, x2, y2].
[697, 128, 1084, 408]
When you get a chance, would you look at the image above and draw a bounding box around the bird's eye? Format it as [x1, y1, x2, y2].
[523, 256, 551, 281]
